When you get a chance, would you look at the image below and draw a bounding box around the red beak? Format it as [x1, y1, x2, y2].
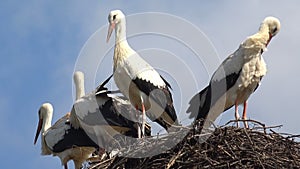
[34, 118, 43, 145]
[106, 22, 115, 43]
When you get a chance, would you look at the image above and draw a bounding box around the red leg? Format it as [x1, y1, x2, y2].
[135, 105, 142, 138]
[242, 101, 249, 128]
[141, 103, 146, 138]
[235, 101, 240, 127]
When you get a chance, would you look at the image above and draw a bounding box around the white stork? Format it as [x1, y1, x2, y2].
[187, 16, 280, 129]
[34, 103, 98, 169]
[106, 10, 179, 137]
[34, 71, 99, 169]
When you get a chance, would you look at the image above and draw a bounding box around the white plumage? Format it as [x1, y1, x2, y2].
[106, 10, 179, 137]
[73, 71, 85, 100]
[187, 16, 281, 129]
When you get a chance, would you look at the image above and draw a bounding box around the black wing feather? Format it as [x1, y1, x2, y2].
[187, 70, 241, 121]
[52, 124, 98, 153]
[75, 91, 151, 138]
[132, 78, 179, 130]
[95, 74, 113, 93]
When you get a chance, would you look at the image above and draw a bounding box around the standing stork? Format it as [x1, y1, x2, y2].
[187, 16, 280, 129]
[34, 103, 98, 169]
[106, 10, 179, 138]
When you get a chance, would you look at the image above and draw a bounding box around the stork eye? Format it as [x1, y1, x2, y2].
[273, 27, 278, 33]
[113, 15, 117, 20]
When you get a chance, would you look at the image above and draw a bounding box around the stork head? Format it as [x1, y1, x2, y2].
[106, 10, 126, 42]
[262, 16, 281, 39]
[34, 103, 53, 145]
[73, 71, 84, 85]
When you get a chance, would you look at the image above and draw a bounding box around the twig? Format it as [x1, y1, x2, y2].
[166, 149, 183, 169]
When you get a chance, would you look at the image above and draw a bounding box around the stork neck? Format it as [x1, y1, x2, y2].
[258, 23, 269, 34]
[258, 23, 271, 41]
[75, 79, 85, 100]
[249, 23, 270, 48]
[42, 112, 52, 133]
[114, 18, 128, 45]
[113, 19, 135, 71]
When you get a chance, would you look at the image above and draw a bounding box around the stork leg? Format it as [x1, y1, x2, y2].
[235, 101, 240, 128]
[135, 105, 142, 138]
[242, 101, 249, 128]
[139, 95, 145, 138]
[141, 102, 146, 138]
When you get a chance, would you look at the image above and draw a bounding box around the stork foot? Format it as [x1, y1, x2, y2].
[236, 121, 240, 128]
[243, 119, 249, 129]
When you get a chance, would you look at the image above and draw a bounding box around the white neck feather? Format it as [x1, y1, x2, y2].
[113, 18, 135, 71]
[42, 110, 52, 133]
[258, 22, 270, 35]
[115, 17, 127, 44]
[40, 104, 53, 155]
[247, 21, 270, 47]
[73, 71, 85, 100]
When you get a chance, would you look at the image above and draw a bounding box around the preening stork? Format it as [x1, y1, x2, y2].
[70, 74, 151, 152]
[187, 16, 280, 129]
[106, 10, 179, 137]
[34, 103, 98, 169]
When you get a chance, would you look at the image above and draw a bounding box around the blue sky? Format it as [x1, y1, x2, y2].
[1, 1, 299, 168]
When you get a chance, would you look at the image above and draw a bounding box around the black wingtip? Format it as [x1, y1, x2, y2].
[95, 74, 113, 93]
[186, 85, 211, 121]
[160, 75, 172, 90]
[161, 104, 180, 131]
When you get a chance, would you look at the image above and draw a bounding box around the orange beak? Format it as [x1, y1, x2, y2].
[106, 22, 115, 43]
[34, 118, 43, 145]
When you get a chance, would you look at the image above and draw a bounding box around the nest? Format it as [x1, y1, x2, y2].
[87, 120, 300, 169]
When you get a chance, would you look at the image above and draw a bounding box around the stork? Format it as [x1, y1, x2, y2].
[34, 103, 98, 169]
[106, 10, 179, 138]
[70, 74, 152, 151]
[34, 71, 98, 169]
[187, 16, 280, 129]
[71, 71, 152, 159]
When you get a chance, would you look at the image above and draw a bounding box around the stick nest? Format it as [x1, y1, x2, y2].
[87, 120, 300, 169]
